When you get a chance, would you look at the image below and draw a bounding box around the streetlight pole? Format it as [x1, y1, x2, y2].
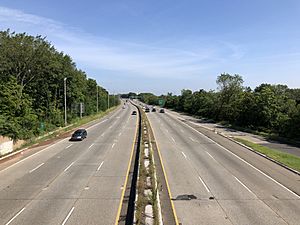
[96, 86, 99, 113]
[107, 90, 110, 110]
[64, 77, 67, 126]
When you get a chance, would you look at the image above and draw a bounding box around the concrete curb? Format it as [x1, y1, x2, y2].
[219, 132, 300, 176]
[0, 147, 28, 162]
[167, 111, 300, 177]
[0, 124, 75, 162]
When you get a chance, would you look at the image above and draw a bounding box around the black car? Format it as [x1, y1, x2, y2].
[70, 129, 87, 141]
[159, 108, 165, 113]
[151, 108, 156, 112]
[132, 111, 137, 115]
[145, 108, 150, 113]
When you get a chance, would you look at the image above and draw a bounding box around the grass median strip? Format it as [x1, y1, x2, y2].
[234, 138, 300, 173]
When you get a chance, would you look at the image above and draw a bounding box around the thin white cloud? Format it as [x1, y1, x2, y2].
[0, 6, 63, 30]
[0, 6, 242, 79]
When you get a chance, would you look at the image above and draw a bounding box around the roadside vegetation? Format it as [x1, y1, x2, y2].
[0, 30, 119, 142]
[135, 109, 159, 225]
[12, 106, 117, 154]
[235, 138, 300, 172]
[124, 74, 300, 142]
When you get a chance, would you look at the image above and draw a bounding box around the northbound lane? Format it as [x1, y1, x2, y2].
[0, 103, 137, 225]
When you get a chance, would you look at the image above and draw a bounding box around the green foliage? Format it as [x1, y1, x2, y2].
[235, 138, 300, 172]
[215, 73, 244, 121]
[138, 73, 300, 141]
[0, 30, 116, 141]
[0, 77, 38, 140]
[139, 93, 159, 105]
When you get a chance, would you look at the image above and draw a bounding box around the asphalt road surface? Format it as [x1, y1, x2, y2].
[0, 103, 137, 225]
[147, 110, 300, 225]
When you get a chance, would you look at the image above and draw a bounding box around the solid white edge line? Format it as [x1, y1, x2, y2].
[234, 176, 255, 196]
[198, 176, 210, 193]
[1, 108, 120, 173]
[167, 112, 300, 199]
[181, 151, 187, 159]
[5, 207, 26, 225]
[29, 163, 44, 173]
[61, 207, 75, 225]
[0, 138, 68, 173]
[64, 162, 74, 172]
[97, 161, 104, 171]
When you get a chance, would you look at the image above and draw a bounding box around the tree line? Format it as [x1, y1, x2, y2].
[0, 30, 119, 141]
[135, 74, 300, 140]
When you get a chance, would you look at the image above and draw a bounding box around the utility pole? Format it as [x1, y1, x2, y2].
[80, 103, 83, 119]
[64, 77, 67, 126]
[96, 86, 99, 113]
[107, 91, 110, 110]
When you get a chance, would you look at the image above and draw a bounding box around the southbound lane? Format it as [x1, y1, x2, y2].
[147, 109, 300, 225]
[0, 103, 137, 225]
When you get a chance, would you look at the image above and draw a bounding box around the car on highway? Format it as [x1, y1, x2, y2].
[70, 129, 87, 141]
[132, 110, 137, 115]
[145, 107, 150, 112]
[152, 108, 156, 112]
[159, 108, 165, 113]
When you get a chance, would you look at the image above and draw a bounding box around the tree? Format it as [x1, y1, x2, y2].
[216, 73, 244, 121]
[192, 90, 217, 118]
[0, 30, 116, 141]
[0, 77, 37, 140]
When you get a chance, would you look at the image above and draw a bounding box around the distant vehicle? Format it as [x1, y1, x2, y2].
[151, 108, 156, 112]
[159, 109, 165, 113]
[70, 129, 87, 141]
[122, 106, 125, 109]
[132, 111, 137, 115]
[145, 108, 150, 112]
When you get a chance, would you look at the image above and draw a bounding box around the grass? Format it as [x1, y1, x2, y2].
[234, 138, 300, 173]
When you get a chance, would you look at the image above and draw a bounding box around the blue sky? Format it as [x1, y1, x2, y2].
[0, 0, 300, 94]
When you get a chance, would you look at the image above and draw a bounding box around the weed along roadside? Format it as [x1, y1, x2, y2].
[134, 109, 161, 225]
[234, 138, 300, 174]
[135, 107, 178, 225]
[0, 106, 118, 161]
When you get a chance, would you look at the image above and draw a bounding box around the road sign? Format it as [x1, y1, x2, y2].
[39, 122, 45, 134]
[158, 99, 165, 107]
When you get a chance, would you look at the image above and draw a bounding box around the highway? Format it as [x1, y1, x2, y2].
[147, 109, 300, 225]
[0, 103, 137, 225]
